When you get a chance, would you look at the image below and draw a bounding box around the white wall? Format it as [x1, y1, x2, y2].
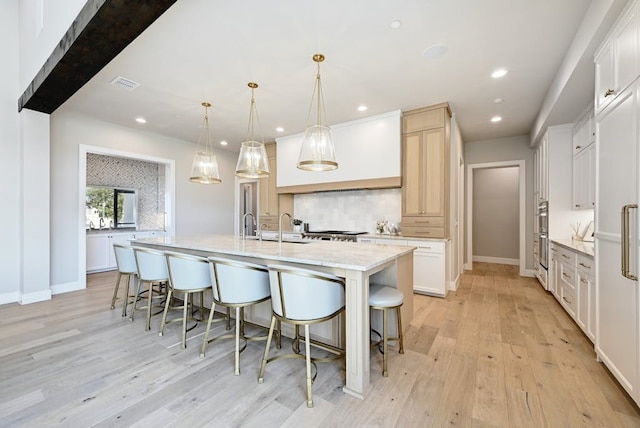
[464, 135, 535, 270]
[0, 1, 22, 298]
[50, 109, 238, 288]
[473, 167, 519, 260]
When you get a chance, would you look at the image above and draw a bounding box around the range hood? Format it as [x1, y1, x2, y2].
[275, 110, 401, 194]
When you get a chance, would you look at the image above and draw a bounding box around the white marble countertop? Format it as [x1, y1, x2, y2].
[132, 234, 415, 272]
[551, 239, 595, 257]
[359, 233, 450, 242]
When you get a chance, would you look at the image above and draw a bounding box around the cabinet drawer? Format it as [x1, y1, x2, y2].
[560, 263, 577, 291]
[560, 286, 577, 318]
[557, 247, 577, 265]
[405, 240, 444, 253]
[401, 226, 445, 238]
[402, 108, 445, 133]
[577, 254, 594, 276]
[402, 217, 444, 227]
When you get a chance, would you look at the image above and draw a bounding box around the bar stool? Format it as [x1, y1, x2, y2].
[111, 243, 138, 317]
[201, 257, 272, 376]
[131, 247, 169, 331]
[160, 252, 209, 349]
[258, 264, 345, 408]
[369, 283, 404, 377]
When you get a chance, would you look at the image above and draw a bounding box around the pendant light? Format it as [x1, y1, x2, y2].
[190, 102, 222, 184]
[297, 54, 338, 171]
[235, 82, 270, 178]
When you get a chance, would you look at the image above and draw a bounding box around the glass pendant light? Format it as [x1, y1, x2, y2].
[235, 82, 270, 178]
[297, 54, 338, 171]
[190, 102, 222, 184]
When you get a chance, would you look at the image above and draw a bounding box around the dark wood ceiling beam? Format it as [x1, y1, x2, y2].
[18, 0, 177, 114]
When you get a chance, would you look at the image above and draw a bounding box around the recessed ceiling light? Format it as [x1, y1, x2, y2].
[135, 117, 146, 124]
[390, 20, 401, 29]
[276, 127, 284, 132]
[357, 105, 368, 112]
[220, 140, 228, 146]
[491, 116, 502, 123]
[493, 98, 503, 104]
[423, 44, 448, 60]
[491, 68, 508, 78]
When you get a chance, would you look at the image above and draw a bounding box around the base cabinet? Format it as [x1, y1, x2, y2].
[86, 231, 164, 273]
[549, 241, 594, 342]
[358, 237, 448, 297]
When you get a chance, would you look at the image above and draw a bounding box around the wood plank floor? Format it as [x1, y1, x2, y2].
[1, 262, 639, 427]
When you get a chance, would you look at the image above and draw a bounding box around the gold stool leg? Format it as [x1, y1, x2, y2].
[200, 303, 217, 358]
[159, 288, 173, 337]
[258, 316, 277, 383]
[234, 306, 241, 375]
[120, 274, 130, 317]
[305, 324, 313, 408]
[383, 308, 389, 377]
[130, 278, 144, 322]
[111, 272, 122, 310]
[182, 290, 189, 349]
[397, 306, 404, 354]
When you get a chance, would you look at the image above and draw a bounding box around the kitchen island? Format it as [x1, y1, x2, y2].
[132, 234, 414, 399]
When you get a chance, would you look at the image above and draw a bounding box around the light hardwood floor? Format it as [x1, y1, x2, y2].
[1, 263, 639, 427]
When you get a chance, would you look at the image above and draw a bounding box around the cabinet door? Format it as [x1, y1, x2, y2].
[595, 43, 615, 113]
[402, 132, 423, 216]
[577, 271, 595, 342]
[259, 145, 278, 216]
[587, 143, 596, 208]
[614, 7, 639, 99]
[413, 249, 445, 296]
[596, 85, 639, 401]
[86, 234, 110, 272]
[572, 150, 585, 210]
[423, 128, 445, 216]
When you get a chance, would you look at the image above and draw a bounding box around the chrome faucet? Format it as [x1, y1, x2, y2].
[242, 212, 256, 240]
[278, 212, 292, 243]
[99, 217, 105, 230]
[259, 223, 268, 243]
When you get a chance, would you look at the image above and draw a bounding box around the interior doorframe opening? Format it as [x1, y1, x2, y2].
[465, 160, 526, 276]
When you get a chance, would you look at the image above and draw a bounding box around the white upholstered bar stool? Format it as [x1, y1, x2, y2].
[131, 247, 169, 331]
[201, 256, 272, 376]
[258, 264, 345, 408]
[369, 283, 404, 377]
[111, 243, 138, 317]
[160, 252, 209, 349]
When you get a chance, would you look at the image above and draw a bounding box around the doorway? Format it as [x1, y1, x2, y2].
[238, 181, 258, 236]
[466, 160, 525, 276]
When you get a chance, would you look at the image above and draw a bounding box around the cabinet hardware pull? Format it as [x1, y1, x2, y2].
[562, 272, 570, 278]
[605, 89, 615, 97]
[580, 278, 587, 283]
[575, 204, 580, 208]
[562, 254, 569, 259]
[621, 204, 638, 281]
[578, 262, 591, 269]
[575, 145, 582, 150]
[562, 296, 571, 304]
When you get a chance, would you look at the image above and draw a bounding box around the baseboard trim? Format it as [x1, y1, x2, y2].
[0, 292, 19, 305]
[472, 256, 519, 266]
[51, 281, 85, 295]
[20, 289, 52, 305]
[522, 269, 536, 278]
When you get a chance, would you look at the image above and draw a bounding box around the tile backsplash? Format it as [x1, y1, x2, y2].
[86, 153, 164, 230]
[293, 188, 402, 233]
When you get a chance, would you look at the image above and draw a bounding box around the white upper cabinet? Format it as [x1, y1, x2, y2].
[595, 0, 639, 113]
[275, 110, 401, 192]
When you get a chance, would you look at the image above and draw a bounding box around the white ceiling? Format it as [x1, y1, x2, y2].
[59, 0, 596, 153]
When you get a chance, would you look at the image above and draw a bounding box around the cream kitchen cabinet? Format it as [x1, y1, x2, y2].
[358, 236, 449, 297]
[595, 0, 639, 113]
[401, 104, 451, 239]
[86, 231, 164, 273]
[572, 143, 595, 210]
[258, 142, 293, 231]
[576, 254, 596, 342]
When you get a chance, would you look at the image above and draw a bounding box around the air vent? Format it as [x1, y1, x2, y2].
[110, 76, 140, 91]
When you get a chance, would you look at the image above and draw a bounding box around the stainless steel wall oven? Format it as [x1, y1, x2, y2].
[538, 201, 548, 270]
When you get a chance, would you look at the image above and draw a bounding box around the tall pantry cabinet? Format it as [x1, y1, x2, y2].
[594, 0, 640, 406]
[401, 103, 451, 239]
